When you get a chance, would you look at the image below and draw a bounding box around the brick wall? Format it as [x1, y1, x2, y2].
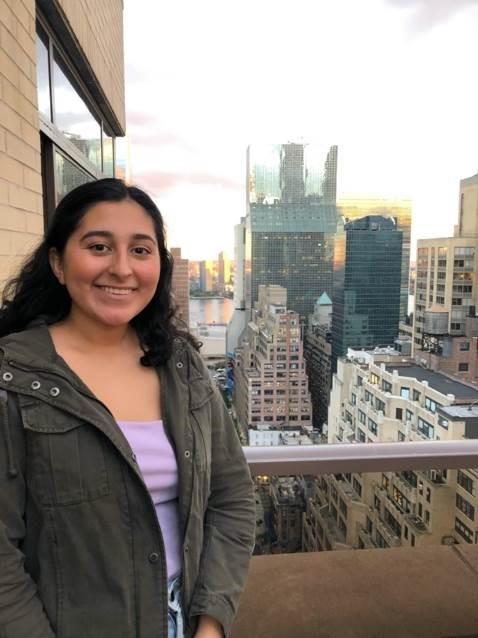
[57, 0, 125, 131]
[0, 0, 43, 285]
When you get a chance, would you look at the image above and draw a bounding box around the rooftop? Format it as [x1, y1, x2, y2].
[439, 405, 478, 420]
[231, 545, 478, 638]
[384, 364, 478, 400]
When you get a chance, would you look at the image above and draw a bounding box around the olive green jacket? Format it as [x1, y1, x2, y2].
[0, 324, 255, 638]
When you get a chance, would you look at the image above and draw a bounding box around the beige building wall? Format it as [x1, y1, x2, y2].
[55, 0, 125, 131]
[0, 0, 43, 284]
[0, 0, 125, 287]
[457, 174, 478, 238]
[315, 354, 478, 552]
[414, 236, 477, 347]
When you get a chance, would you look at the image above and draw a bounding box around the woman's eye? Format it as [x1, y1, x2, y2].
[131, 246, 151, 255]
[88, 244, 109, 253]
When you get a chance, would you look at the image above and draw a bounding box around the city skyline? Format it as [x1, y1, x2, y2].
[123, 0, 478, 260]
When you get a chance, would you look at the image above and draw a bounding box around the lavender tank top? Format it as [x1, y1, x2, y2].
[116, 419, 181, 578]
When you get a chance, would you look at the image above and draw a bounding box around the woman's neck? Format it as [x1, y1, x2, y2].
[51, 311, 139, 354]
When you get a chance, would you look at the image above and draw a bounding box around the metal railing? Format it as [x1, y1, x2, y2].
[243, 439, 478, 475]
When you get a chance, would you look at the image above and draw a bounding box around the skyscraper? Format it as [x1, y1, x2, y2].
[337, 196, 412, 322]
[170, 247, 189, 326]
[331, 215, 403, 366]
[234, 285, 312, 431]
[245, 143, 339, 322]
[412, 173, 478, 384]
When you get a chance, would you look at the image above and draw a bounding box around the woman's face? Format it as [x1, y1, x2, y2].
[49, 199, 161, 329]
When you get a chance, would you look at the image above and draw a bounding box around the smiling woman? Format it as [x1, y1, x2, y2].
[0, 178, 255, 638]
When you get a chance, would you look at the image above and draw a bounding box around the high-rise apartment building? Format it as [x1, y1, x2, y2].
[227, 219, 247, 354]
[302, 350, 478, 552]
[331, 215, 403, 367]
[199, 260, 215, 292]
[234, 285, 312, 430]
[338, 197, 412, 322]
[170, 247, 189, 326]
[245, 143, 339, 322]
[304, 293, 333, 431]
[217, 251, 231, 293]
[0, 1, 125, 285]
[413, 173, 478, 384]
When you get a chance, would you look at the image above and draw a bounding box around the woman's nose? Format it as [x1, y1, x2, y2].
[108, 250, 133, 277]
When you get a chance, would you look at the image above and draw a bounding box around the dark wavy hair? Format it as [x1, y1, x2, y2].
[0, 178, 199, 365]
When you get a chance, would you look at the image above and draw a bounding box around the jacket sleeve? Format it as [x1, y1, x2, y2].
[188, 368, 256, 637]
[0, 390, 56, 638]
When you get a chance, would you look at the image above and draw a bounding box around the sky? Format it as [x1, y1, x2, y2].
[123, 0, 478, 261]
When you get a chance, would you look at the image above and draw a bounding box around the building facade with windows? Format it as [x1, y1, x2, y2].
[0, 0, 125, 285]
[304, 292, 333, 432]
[331, 215, 403, 368]
[338, 197, 412, 323]
[234, 285, 312, 431]
[302, 351, 478, 553]
[244, 143, 339, 323]
[413, 174, 478, 383]
[170, 247, 189, 326]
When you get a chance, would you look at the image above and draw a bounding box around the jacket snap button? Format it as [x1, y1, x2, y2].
[49, 387, 60, 397]
[31, 380, 41, 390]
[184, 450, 191, 459]
[131, 452, 137, 462]
[184, 544, 190, 553]
[176, 362, 183, 369]
[2, 372, 13, 382]
[148, 552, 159, 563]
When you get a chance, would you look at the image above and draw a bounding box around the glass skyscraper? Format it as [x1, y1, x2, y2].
[245, 143, 339, 322]
[337, 197, 412, 322]
[331, 215, 403, 366]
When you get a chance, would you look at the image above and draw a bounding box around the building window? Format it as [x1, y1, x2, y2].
[395, 408, 403, 420]
[457, 471, 474, 496]
[458, 362, 469, 372]
[382, 380, 392, 393]
[437, 415, 449, 429]
[417, 417, 434, 439]
[36, 17, 117, 224]
[405, 409, 413, 421]
[353, 478, 362, 497]
[412, 389, 421, 402]
[375, 398, 385, 413]
[456, 494, 475, 521]
[424, 397, 441, 413]
[400, 387, 410, 399]
[455, 517, 474, 543]
[368, 419, 378, 435]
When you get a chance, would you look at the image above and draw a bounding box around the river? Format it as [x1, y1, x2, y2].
[189, 297, 234, 326]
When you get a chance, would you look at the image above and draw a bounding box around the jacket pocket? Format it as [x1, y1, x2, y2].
[21, 400, 109, 507]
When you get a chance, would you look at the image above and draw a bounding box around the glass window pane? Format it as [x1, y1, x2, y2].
[53, 57, 101, 170]
[36, 33, 51, 120]
[55, 150, 93, 203]
[102, 134, 114, 177]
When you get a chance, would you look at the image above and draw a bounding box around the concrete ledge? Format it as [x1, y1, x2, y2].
[232, 546, 478, 637]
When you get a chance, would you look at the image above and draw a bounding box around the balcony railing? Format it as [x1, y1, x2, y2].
[235, 441, 478, 637]
[244, 439, 478, 475]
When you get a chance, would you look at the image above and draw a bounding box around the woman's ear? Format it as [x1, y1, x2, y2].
[49, 248, 65, 285]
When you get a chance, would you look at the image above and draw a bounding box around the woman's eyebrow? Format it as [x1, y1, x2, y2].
[79, 230, 157, 243]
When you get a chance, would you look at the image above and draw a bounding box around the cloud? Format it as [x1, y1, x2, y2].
[132, 170, 242, 196]
[126, 110, 195, 150]
[384, 0, 477, 31]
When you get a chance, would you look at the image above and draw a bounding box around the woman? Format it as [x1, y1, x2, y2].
[0, 178, 255, 638]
